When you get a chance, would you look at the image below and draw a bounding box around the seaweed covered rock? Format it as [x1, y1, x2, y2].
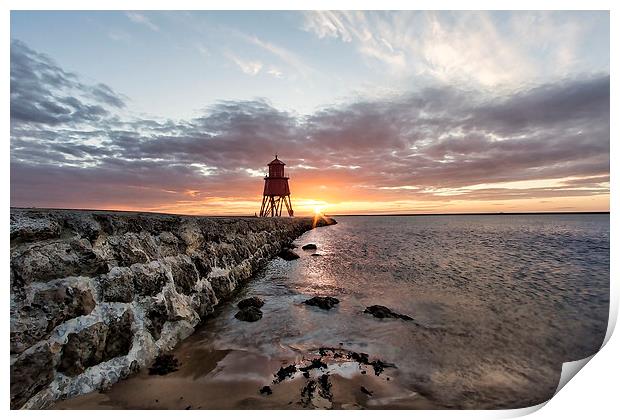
[364, 305, 413, 320]
[304, 296, 340, 310]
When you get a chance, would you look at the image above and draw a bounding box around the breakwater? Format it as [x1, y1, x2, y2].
[9, 208, 335, 409]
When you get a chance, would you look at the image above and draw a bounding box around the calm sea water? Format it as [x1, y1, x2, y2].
[193, 214, 609, 408]
[64, 214, 609, 409]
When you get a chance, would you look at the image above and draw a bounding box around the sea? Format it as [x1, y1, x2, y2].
[57, 214, 610, 409]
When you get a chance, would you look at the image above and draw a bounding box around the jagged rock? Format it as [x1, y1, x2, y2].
[148, 354, 179, 375]
[11, 280, 96, 353]
[131, 261, 167, 296]
[302, 244, 317, 250]
[237, 296, 265, 309]
[304, 296, 340, 310]
[165, 255, 199, 295]
[100, 267, 134, 302]
[10, 215, 61, 242]
[278, 248, 300, 261]
[234, 306, 263, 322]
[364, 305, 413, 320]
[259, 385, 273, 395]
[10, 343, 55, 409]
[58, 310, 134, 377]
[11, 238, 107, 285]
[144, 300, 168, 340]
[106, 232, 158, 265]
[274, 364, 297, 383]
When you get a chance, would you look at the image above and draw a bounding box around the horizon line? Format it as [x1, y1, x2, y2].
[10, 206, 610, 218]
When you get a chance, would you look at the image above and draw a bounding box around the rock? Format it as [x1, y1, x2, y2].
[274, 364, 297, 383]
[11, 282, 96, 353]
[302, 244, 317, 250]
[144, 300, 168, 340]
[259, 385, 273, 395]
[100, 267, 134, 302]
[130, 261, 168, 296]
[148, 354, 179, 375]
[10, 343, 55, 409]
[11, 238, 107, 285]
[10, 216, 61, 242]
[234, 306, 263, 322]
[278, 248, 300, 261]
[165, 255, 199, 295]
[311, 253, 322, 257]
[304, 296, 340, 310]
[237, 296, 265, 309]
[299, 358, 328, 372]
[364, 305, 413, 320]
[369, 359, 397, 376]
[58, 310, 134, 377]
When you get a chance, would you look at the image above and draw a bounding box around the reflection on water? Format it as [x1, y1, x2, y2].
[56, 214, 609, 409]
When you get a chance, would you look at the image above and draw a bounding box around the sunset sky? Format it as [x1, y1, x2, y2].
[10, 11, 610, 215]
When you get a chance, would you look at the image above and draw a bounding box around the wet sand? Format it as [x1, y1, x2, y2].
[53, 345, 438, 410]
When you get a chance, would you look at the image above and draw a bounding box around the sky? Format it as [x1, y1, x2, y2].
[10, 10, 610, 215]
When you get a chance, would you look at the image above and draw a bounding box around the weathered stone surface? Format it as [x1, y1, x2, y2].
[131, 261, 167, 296]
[165, 255, 199, 295]
[10, 343, 55, 409]
[99, 267, 134, 302]
[58, 310, 134, 377]
[106, 232, 158, 265]
[11, 239, 107, 285]
[10, 215, 61, 242]
[143, 299, 168, 341]
[11, 281, 96, 353]
[9, 208, 337, 408]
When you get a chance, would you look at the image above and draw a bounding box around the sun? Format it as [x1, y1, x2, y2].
[314, 206, 324, 215]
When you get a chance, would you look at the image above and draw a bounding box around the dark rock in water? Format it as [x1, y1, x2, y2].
[260, 385, 273, 395]
[299, 358, 328, 372]
[237, 296, 265, 309]
[311, 253, 322, 257]
[304, 296, 339, 310]
[149, 354, 180, 375]
[300, 379, 317, 406]
[360, 386, 373, 396]
[234, 306, 263, 322]
[274, 364, 297, 383]
[369, 359, 396, 376]
[348, 351, 370, 365]
[318, 374, 333, 400]
[364, 305, 413, 320]
[302, 243, 317, 250]
[303, 371, 310, 378]
[278, 248, 300, 261]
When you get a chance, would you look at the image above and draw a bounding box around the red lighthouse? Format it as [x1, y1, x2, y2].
[259, 155, 294, 217]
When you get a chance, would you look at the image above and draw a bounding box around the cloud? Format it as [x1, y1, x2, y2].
[239, 33, 314, 79]
[10, 40, 609, 213]
[125, 12, 159, 31]
[225, 52, 263, 76]
[10, 40, 125, 126]
[302, 11, 609, 88]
